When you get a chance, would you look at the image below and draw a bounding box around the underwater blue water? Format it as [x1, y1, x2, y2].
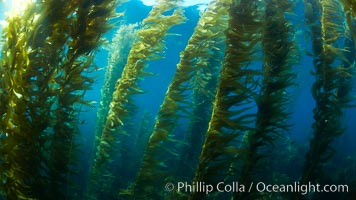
[0, 0, 355, 199]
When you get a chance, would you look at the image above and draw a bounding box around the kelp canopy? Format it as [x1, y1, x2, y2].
[0, 0, 355, 200]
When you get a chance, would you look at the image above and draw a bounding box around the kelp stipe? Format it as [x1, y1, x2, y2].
[176, 0, 230, 182]
[299, 0, 353, 198]
[133, 110, 155, 163]
[118, 111, 155, 198]
[89, 0, 186, 199]
[130, 0, 230, 199]
[234, 0, 298, 199]
[189, 0, 263, 199]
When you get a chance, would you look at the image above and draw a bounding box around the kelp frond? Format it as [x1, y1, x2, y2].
[320, 0, 348, 59]
[339, 0, 356, 47]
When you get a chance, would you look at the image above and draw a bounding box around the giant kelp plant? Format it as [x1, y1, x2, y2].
[94, 23, 139, 150]
[299, 0, 354, 197]
[234, 0, 297, 199]
[177, 0, 230, 180]
[49, 0, 119, 198]
[190, 0, 264, 199]
[0, 0, 118, 199]
[0, 7, 42, 199]
[234, 0, 298, 199]
[90, 23, 139, 197]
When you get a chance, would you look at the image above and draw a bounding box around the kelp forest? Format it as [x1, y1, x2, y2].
[0, 0, 355, 199]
